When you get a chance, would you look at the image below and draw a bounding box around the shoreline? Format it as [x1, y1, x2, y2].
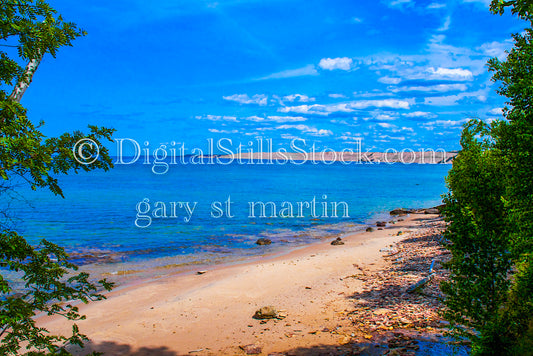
[38, 213, 451, 355]
[77, 217, 387, 288]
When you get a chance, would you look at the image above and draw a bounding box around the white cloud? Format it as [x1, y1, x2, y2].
[478, 40, 512, 61]
[488, 107, 503, 116]
[280, 133, 302, 140]
[353, 91, 392, 98]
[380, 134, 406, 141]
[275, 124, 333, 136]
[258, 65, 318, 80]
[424, 89, 488, 106]
[427, 67, 473, 81]
[328, 93, 348, 99]
[195, 115, 238, 122]
[319, 57, 353, 71]
[437, 16, 451, 32]
[267, 116, 307, 123]
[240, 115, 308, 123]
[403, 111, 438, 119]
[351, 99, 411, 109]
[244, 116, 264, 122]
[378, 76, 402, 84]
[208, 128, 239, 134]
[391, 83, 468, 92]
[223, 94, 268, 106]
[423, 119, 468, 130]
[387, 0, 413, 7]
[427, 3, 446, 9]
[283, 94, 315, 103]
[278, 99, 411, 115]
[375, 114, 396, 121]
[352, 17, 363, 23]
[377, 122, 397, 129]
[278, 103, 352, 115]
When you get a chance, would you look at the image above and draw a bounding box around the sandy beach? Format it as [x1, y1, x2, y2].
[38, 214, 450, 355]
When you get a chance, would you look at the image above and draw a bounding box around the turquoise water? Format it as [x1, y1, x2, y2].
[5, 161, 450, 273]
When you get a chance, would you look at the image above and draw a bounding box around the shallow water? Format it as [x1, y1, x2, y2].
[4, 161, 450, 276]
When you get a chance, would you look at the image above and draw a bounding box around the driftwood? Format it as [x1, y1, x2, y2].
[407, 259, 436, 294]
[384, 250, 400, 258]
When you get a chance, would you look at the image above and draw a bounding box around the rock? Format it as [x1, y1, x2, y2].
[374, 308, 392, 316]
[256, 238, 272, 245]
[196, 270, 207, 275]
[240, 344, 262, 355]
[331, 237, 345, 245]
[424, 208, 440, 214]
[366, 227, 374, 232]
[253, 306, 278, 319]
[376, 221, 387, 227]
[389, 208, 413, 215]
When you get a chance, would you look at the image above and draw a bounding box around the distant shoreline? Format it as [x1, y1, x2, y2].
[218, 151, 457, 164]
[110, 151, 458, 164]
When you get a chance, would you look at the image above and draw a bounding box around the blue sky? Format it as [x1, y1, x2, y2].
[22, 0, 524, 153]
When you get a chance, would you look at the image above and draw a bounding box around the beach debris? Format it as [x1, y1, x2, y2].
[239, 344, 262, 354]
[196, 270, 207, 275]
[407, 259, 436, 293]
[331, 237, 345, 245]
[188, 348, 205, 354]
[346, 218, 449, 340]
[366, 227, 374, 232]
[256, 238, 272, 246]
[253, 306, 278, 319]
[376, 221, 387, 227]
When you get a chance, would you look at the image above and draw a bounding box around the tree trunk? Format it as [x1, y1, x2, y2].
[9, 53, 43, 103]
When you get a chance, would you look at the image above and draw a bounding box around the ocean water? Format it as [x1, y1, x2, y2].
[5, 161, 450, 278]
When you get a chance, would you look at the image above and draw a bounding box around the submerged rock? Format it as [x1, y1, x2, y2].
[255, 238, 272, 245]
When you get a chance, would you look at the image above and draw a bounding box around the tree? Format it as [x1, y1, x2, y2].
[442, 0, 533, 354]
[0, 1, 115, 354]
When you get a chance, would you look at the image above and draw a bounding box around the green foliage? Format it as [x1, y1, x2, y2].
[0, 0, 115, 354]
[0, 232, 113, 355]
[443, 0, 533, 354]
[441, 120, 512, 354]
